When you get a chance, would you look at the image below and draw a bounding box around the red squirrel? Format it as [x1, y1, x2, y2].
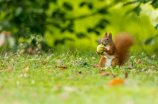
[97, 32, 135, 67]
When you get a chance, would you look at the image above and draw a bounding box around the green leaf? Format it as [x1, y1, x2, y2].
[0, 61, 1, 67]
[76, 33, 86, 38]
[82, 61, 88, 66]
[79, 2, 87, 7]
[123, 1, 136, 6]
[98, 8, 108, 14]
[94, 30, 100, 35]
[143, 37, 156, 45]
[88, 3, 93, 9]
[52, 0, 57, 4]
[87, 28, 93, 33]
[63, 2, 73, 11]
[53, 23, 61, 28]
[101, 19, 109, 24]
[15, 7, 23, 16]
[98, 0, 104, 1]
[125, 4, 141, 16]
[97, 24, 105, 29]
[61, 28, 66, 33]
[133, 4, 141, 15]
[155, 24, 158, 30]
[54, 38, 74, 45]
[123, 0, 150, 6]
[151, 0, 158, 9]
[68, 28, 74, 33]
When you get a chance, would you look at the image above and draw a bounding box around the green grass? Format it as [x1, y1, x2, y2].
[0, 51, 158, 104]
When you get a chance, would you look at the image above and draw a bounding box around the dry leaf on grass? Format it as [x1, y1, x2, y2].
[60, 93, 69, 100]
[24, 73, 28, 77]
[125, 73, 128, 78]
[109, 78, 124, 86]
[100, 72, 106, 76]
[97, 66, 107, 71]
[75, 71, 82, 74]
[56, 60, 62, 65]
[100, 72, 116, 77]
[55, 66, 68, 70]
[63, 86, 75, 92]
[136, 59, 141, 64]
[42, 61, 47, 65]
[93, 64, 99, 68]
[18, 73, 28, 78]
[145, 69, 156, 74]
[71, 60, 77, 63]
[23, 67, 29, 72]
[133, 68, 147, 73]
[27, 47, 37, 54]
[8, 67, 13, 72]
[0, 67, 13, 72]
[31, 92, 38, 98]
[141, 68, 146, 71]
[53, 85, 62, 91]
[18, 74, 23, 78]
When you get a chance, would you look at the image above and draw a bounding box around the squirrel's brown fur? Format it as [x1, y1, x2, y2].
[98, 32, 135, 67]
[114, 32, 135, 65]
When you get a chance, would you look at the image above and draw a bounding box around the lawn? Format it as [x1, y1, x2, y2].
[0, 51, 158, 104]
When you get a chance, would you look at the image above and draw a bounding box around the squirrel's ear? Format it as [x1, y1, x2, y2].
[109, 33, 112, 38]
[105, 32, 107, 37]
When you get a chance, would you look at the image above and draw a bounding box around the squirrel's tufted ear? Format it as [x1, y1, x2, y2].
[105, 32, 107, 37]
[109, 33, 112, 38]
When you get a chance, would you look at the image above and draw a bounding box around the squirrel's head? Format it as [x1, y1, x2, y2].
[101, 32, 112, 46]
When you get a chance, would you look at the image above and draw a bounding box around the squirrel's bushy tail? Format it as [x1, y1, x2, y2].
[114, 32, 135, 66]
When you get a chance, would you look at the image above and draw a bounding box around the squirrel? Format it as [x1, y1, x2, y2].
[97, 32, 135, 67]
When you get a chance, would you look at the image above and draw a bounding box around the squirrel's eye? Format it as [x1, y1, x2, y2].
[106, 38, 108, 40]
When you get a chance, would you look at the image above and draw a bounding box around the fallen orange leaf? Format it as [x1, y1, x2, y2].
[55, 66, 68, 70]
[8, 67, 13, 72]
[136, 59, 141, 64]
[109, 78, 124, 86]
[43, 61, 47, 65]
[23, 67, 29, 72]
[100, 72, 106, 76]
[0, 67, 13, 72]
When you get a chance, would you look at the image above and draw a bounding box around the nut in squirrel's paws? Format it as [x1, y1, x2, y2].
[96, 44, 105, 54]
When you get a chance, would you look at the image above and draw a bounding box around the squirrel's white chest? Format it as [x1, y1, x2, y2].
[103, 45, 115, 67]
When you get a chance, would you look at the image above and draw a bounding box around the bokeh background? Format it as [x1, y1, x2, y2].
[0, 0, 158, 55]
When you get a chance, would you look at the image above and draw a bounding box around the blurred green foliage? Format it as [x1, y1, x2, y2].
[0, 0, 158, 55]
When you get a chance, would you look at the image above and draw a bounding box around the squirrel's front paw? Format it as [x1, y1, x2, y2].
[96, 51, 105, 56]
[96, 51, 102, 55]
[101, 52, 105, 55]
[96, 51, 100, 55]
[103, 48, 108, 51]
